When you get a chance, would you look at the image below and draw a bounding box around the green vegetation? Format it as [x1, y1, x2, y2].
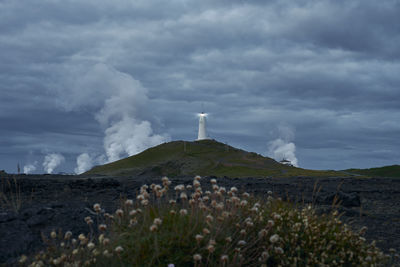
[21, 176, 393, 266]
[86, 140, 347, 178]
[345, 165, 400, 178]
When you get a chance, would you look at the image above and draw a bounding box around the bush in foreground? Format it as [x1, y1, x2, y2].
[20, 176, 393, 266]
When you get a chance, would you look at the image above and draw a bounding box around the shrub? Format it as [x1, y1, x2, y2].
[21, 176, 392, 266]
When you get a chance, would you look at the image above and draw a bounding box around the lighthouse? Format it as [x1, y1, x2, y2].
[197, 112, 210, 140]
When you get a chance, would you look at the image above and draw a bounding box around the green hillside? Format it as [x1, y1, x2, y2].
[345, 165, 400, 178]
[86, 140, 344, 178]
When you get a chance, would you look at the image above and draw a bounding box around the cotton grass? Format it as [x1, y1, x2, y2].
[21, 176, 392, 266]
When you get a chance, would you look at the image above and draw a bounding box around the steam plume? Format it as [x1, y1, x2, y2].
[267, 125, 299, 167]
[23, 162, 37, 174]
[92, 64, 169, 162]
[56, 63, 169, 172]
[104, 117, 167, 162]
[43, 153, 65, 174]
[74, 153, 93, 174]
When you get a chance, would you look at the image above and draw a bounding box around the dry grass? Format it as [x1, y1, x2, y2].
[19, 176, 396, 266]
[0, 175, 22, 212]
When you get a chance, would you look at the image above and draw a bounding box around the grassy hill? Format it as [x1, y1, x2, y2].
[344, 165, 400, 178]
[86, 139, 345, 178]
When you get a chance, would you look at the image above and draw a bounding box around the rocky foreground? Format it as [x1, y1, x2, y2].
[1, 174, 399, 265]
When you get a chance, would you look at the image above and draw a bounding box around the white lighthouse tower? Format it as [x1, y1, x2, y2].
[197, 112, 210, 140]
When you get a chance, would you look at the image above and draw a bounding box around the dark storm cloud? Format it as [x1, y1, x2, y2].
[0, 0, 399, 173]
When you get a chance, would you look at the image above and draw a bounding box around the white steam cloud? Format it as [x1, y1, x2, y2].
[43, 153, 65, 174]
[53, 62, 169, 171]
[267, 125, 299, 167]
[104, 117, 167, 162]
[23, 162, 38, 174]
[74, 153, 93, 174]
[92, 65, 169, 162]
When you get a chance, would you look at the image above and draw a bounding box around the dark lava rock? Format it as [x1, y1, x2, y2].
[24, 207, 56, 227]
[0, 175, 399, 265]
[1, 222, 33, 261]
[0, 214, 34, 263]
[0, 202, 100, 265]
[317, 191, 361, 207]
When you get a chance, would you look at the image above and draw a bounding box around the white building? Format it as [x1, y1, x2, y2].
[279, 158, 293, 166]
[197, 112, 210, 140]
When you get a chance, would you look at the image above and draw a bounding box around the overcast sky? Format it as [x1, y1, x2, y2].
[1, 0, 399, 174]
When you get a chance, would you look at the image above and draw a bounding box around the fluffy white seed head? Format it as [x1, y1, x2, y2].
[50, 231, 57, 239]
[238, 240, 247, 246]
[93, 203, 101, 212]
[64, 231, 72, 240]
[180, 209, 188, 216]
[258, 229, 268, 238]
[193, 254, 202, 261]
[274, 247, 284, 254]
[115, 209, 124, 217]
[98, 224, 107, 231]
[207, 244, 215, 253]
[270, 234, 280, 243]
[129, 210, 137, 216]
[174, 184, 185, 191]
[78, 233, 86, 241]
[203, 228, 210, 235]
[153, 218, 162, 225]
[180, 192, 188, 200]
[193, 180, 201, 187]
[115, 246, 124, 253]
[87, 242, 95, 250]
[125, 199, 133, 206]
[103, 238, 110, 246]
[195, 234, 204, 242]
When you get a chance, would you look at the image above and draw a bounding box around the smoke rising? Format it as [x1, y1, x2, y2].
[53, 62, 169, 171]
[43, 153, 65, 174]
[267, 125, 299, 167]
[23, 162, 37, 174]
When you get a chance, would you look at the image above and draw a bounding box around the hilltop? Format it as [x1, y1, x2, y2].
[86, 139, 343, 178]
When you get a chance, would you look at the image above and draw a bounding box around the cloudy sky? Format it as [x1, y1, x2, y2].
[1, 0, 399, 174]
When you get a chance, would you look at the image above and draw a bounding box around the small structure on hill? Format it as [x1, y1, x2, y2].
[197, 112, 211, 140]
[279, 158, 293, 167]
